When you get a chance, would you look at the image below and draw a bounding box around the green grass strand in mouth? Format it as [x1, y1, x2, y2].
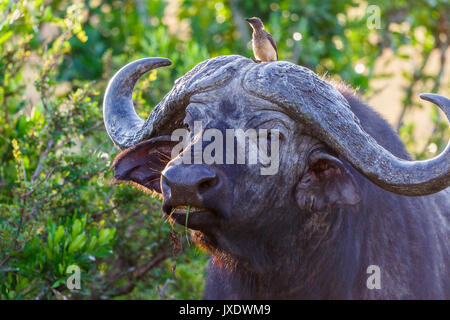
[185, 205, 191, 245]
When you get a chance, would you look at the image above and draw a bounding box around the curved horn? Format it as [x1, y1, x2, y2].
[103, 57, 172, 149]
[244, 61, 450, 196]
[318, 93, 450, 196]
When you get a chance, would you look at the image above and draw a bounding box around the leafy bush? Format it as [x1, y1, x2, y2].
[0, 0, 447, 299]
[0, 0, 206, 300]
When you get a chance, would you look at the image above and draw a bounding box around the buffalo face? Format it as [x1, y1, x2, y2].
[111, 86, 361, 263]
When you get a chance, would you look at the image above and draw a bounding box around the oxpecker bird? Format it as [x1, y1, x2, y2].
[245, 17, 278, 62]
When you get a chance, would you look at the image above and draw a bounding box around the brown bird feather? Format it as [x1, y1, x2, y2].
[245, 17, 278, 62]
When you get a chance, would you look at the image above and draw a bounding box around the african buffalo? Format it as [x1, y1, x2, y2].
[103, 55, 449, 299]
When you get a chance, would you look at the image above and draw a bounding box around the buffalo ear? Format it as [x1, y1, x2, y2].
[295, 150, 360, 212]
[112, 136, 176, 194]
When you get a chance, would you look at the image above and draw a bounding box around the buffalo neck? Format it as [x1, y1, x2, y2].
[208, 204, 362, 299]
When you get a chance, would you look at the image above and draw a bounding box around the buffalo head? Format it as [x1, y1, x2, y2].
[104, 56, 450, 269]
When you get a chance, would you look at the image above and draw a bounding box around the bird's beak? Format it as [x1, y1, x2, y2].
[245, 18, 250, 22]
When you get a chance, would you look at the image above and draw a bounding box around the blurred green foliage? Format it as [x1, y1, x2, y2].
[0, 0, 448, 299]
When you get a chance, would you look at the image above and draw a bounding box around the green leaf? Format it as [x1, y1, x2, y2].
[88, 235, 97, 251]
[52, 279, 63, 288]
[68, 233, 87, 253]
[0, 31, 13, 46]
[54, 226, 65, 245]
[98, 228, 115, 245]
[71, 219, 82, 238]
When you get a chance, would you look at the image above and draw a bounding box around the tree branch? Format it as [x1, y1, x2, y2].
[108, 252, 170, 297]
[30, 137, 55, 183]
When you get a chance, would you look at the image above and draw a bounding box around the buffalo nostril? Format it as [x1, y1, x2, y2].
[198, 177, 218, 194]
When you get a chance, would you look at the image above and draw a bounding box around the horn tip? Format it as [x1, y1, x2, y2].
[419, 93, 435, 101]
[419, 93, 450, 111]
[419, 92, 446, 104]
[143, 57, 172, 67]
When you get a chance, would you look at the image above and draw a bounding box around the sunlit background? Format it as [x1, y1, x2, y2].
[0, 0, 449, 299]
